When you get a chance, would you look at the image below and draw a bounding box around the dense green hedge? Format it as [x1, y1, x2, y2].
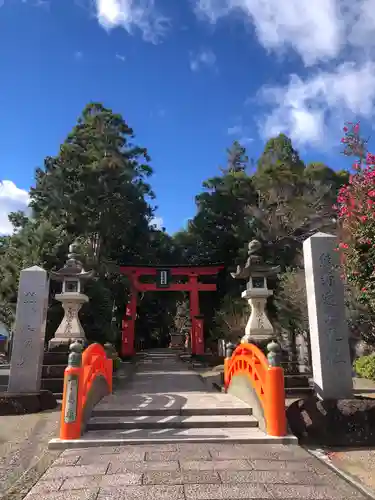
[354, 354, 375, 381]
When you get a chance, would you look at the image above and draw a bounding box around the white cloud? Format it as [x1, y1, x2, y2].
[189, 48, 216, 72]
[0, 181, 30, 235]
[194, 0, 375, 67]
[34, 0, 50, 9]
[227, 125, 242, 135]
[239, 136, 253, 145]
[194, 0, 375, 147]
[95, 0, 169, 44]
[150, 216, 164, 230]
[227, 124, 253, 145]
[258, 62, 375, 147]
[115, 53, 126, 62]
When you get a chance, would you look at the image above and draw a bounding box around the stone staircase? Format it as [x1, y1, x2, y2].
[0, 366, 9, 392]
[54, 399, 297, 448]
[0, 350, 67, 398]
[41, 348, 69, 399]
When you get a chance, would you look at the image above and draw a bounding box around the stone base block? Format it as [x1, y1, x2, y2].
[48, 338, 86, 352]
[0, 390, 57, 416]
[287, 395, 375, 446]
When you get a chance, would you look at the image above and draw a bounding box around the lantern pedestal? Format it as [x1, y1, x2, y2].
[241, 288, 274, 344]
[48, 292, 88, 350]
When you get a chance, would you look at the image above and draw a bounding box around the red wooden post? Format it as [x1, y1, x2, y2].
[121, 290, 137, 357]
[195, 316, 204, 355]
[190, 319, 196, 355]
[189, 275, 199, 355]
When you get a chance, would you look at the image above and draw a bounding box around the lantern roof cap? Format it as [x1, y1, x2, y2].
[50, 241, 95, 282]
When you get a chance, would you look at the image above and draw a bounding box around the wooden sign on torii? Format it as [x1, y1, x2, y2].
[119, 264, 224, 356]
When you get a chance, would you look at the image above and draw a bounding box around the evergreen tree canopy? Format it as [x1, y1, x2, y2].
[0, 108, 356, 350]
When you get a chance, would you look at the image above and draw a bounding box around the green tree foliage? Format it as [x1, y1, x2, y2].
[136, 293, 176, 347]
[0, 103, 162, 344]
[221, 140, 249, 174]
[212, 295, 248, 342]
[250, 137, 341, 266]
[30, 103, 154, 266]
[0, 219, 67, 330]
[354, 354, 375, 381]
[174, 135, 347, 345]
[175, 141, 256, 267]
[0, 110, 353, 353]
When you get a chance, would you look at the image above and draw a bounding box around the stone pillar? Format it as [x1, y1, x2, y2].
[303, 232, 353, 399]
[295, 332, 311, 373]
[218, 339, 226, 357]
[8, 266, 49, 394]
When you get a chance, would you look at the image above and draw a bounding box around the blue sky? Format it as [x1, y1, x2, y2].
[1, 0, 375, 235]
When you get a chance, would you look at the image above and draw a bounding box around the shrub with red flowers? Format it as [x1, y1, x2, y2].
[335, 122, 375, 313]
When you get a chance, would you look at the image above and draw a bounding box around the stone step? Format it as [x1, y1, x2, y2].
[43, 352, 69, 366]
[284, 373, 311, 384]
[92, 406, 252, 417]
[87, 414, 259, 431]
[42, 365, 66, 378]
[285, 386, 313, 396]
[41, 378, 64, 393]
[49, 427, 297, 450]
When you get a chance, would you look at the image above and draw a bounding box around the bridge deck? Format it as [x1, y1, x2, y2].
[95, 350, 250, 415]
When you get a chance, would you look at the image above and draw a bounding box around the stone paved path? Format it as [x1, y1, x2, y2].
[24, 443, 368, 499]
[37, 350, 369, 499]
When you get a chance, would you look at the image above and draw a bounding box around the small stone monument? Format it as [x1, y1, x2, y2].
[48, 242, 94, 350]
[8, 266, 49, 394]
[169, 330, 185, 350]
[303, 233, 353, 399]
[231, 240, 280, 344]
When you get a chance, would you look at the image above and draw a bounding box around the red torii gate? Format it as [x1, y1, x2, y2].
[119, 265, 224, 357]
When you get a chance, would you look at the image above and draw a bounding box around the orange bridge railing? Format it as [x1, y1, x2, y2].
[60, 342, 113, 440]
[224, 342, 286, 437]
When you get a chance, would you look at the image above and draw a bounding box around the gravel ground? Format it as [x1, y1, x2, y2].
[0, 406, 62, 500]
[327, 449, 375, 496]
[326, 378, 375, 494]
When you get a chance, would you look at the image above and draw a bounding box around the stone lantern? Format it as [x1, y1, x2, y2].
[231, 240, 280, 345]
[48, 241, 94, 350]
